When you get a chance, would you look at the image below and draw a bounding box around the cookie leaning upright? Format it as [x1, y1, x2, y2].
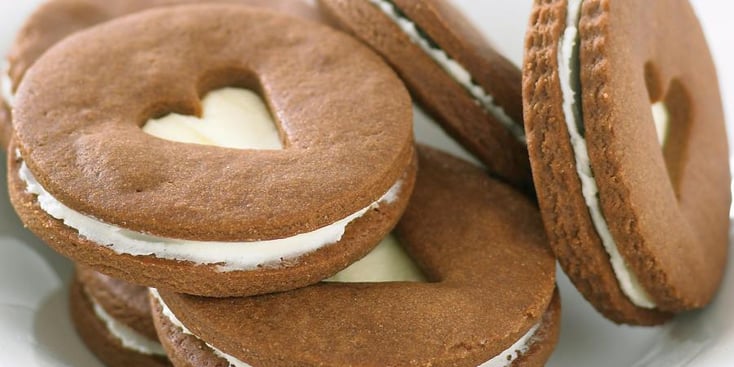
[70, 268, 170, 367]
[9, 4, 416, 297]
[318, 0, 531, 190]
[523, 0, 729, 324]
[0, 0, 325, 150]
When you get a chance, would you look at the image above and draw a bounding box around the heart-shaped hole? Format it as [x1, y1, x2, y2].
[143, 87, 284, 150]
[645, 62, 692, 198]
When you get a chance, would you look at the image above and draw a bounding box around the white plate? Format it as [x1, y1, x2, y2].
[1, 1, 733, 366]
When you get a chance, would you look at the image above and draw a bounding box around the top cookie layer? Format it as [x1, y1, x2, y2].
[5, 0, 324, 91]
[13, 4, 414, 241]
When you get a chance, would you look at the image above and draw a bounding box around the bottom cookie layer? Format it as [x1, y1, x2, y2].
[150, 289, 561, 367]
[69, 278, 170, 367]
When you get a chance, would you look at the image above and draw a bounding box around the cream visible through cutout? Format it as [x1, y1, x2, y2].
[326, 234, 426, 283]
[651, 101, 670, 146]
[143, 88, 283, 150]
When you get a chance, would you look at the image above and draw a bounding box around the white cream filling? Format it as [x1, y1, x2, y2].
[558, 0, 656, 308]
[17, 86, 403, 271]
[19, 160, 402, 272]
[368, 0, 525, 143]
[325, 233, 425, 282]
[143, 88, 283, 150]
[651, 101, 670, 146]
[88, 291, 166, 356]
[1, 62, 13, 108]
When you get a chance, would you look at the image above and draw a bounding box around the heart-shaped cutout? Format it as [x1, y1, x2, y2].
[660, 80, 693, 198]
[143, 87, 283, 150]
[645, 63, 692, 197]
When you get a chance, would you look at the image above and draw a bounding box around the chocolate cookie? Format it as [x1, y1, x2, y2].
[0, 0, 325, 150]
[70, 268, 170, 367]
[150, 146, 560, 367]
[318, 0, 532, 191]
[523, 0, 730, 325]
[9, 5, 416, 297]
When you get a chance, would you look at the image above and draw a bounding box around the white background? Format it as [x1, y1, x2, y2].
[0, 1, 733, 366]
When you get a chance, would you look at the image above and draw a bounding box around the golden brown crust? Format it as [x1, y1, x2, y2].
[154, 146, 557, 366]
[14, 4, 413, 241]
[69, 276, 171, 367]
[523, 0, 728, 324]
[77, 267, 158, 341]
[318, 0, 533, 191]
[9, 139, 417, 297]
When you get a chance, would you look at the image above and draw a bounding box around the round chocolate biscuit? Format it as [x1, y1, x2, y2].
[151, 146, 560, 367]
[9, 5, 416, 297]
[318, 0, 532, 191]
[70, 269, 170, 367]
[523, 0, 729, 324]
[0, 0, 325, 150]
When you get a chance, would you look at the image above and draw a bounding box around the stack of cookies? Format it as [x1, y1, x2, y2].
[2, 0, 728, 366]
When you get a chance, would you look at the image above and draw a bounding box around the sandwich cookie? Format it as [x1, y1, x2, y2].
[151, 146, 560, 367]
[70, 268, 170, 367]
[523, 0, 730, 324]
[318, 0, 532, 190]
[9, 5, 416, 297]
[0, 0, 325, 150]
